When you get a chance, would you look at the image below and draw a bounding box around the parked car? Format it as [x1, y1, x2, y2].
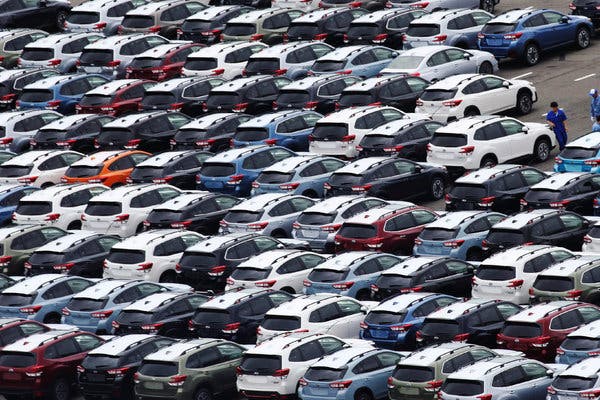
[0, 29, 47, 68]
[61, 150, 150, 187]
[556, 319, 600, 365]
[65, 0, 148, 36]
[32, 114, 115, 153]
[391, 0, 499, 12]
[583, 222, 600, 252]
[346, 8, 425, 49]
[0, 318, 55, 349]
[0, 0, 72, 31]
[0, 184, 37, 226]
[287, 7, 368, 46]
[554, 131, 600, 173]
[119, 0, 206, 38]
[0, 110, 62, 154]
[76, 79, 154, 117]
[172, 112, 252, 152]
[548, 357, 600, 400]
[309, 45, 398, 77]
[221, 7, 304, 44]
[125, 43, 203, 82]
[0, 68, 59, 111]
[178, 5, 253, 44]
[0, 150, 83, 188]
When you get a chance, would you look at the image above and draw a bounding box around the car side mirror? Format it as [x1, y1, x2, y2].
[463, 53, 471, 60]
[360, 306, 369, 314]
[502, 81, 510, 88]
[276, 243, 285, 249]
[391, 52, 399, 58]
[38, 0, 47, 6]
[414, 166, 422, 173]
[560, 15, 569, 23]
[546, 369, 554, 377]
[522, 126, 529, 133]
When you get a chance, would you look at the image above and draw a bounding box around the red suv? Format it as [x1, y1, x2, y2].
[0, 319, 52, 349]
[496, 301, 600, 362]
[334, 203, 439, 254]
[0, 330, 104, 400]
[76, 79, 155, 117]
[125, 43, 203, 81]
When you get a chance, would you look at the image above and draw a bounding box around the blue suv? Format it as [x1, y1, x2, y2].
[232, 110, 322, 151]
[197, 145, 296, 196]
[0, 274, 94, 323]
[359, 292, 461, 349]
[310, 45, 399, 78]
[478, 8, 593, 65]
[413, 211, 506, 262]
[17, 74, 110, 115]
[303, 252, 402, 300]
[0, 184, 37, 225]
[554, 131, 600, 173]
[252, 154, 346, 198]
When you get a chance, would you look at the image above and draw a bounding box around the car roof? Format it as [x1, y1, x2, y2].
[301, 195, 367, 213]
[111, 229, 185, 250]
[537, 255, 600, 277]
[316, 251, 382, 271]
[145, 338, 223, 361]
[103, 111, 167, 128]
[448, 357, 523, 380]
[344, 202, 416, 225]
[84, 34, 147, 49]
[481, 244, 557, 265]
[23, 74, 86, 90]
[352, 8, 412, 22]
[507, 301, 579, 323]
[72, 279, 135, 300]
[436, 115, 503, 134]
[187, 5, 243, 20]
[22, 183, 104, 201]
[308, 345, 379, 369]
[147, 77, 203, 92]
[268, 294, 351, 316]
[317, 105, 398, 123]
[34, 231, 99, 253]
[426, 299, 496, 320]
[227, 7, 295, 23]
[384, 256, 444, 276]
[400, 342, 475, 365]
[41, 114, 101, 130]
[0, 68, 44, 82]
[410, 8, 477, 23]
[489, 7, 538, 24]
[530, 172, 589, 190]
[425, 73, 482, 90]
[0, 110, 59, 126]
[85, 79, 144, 95]
[213, 76, 272, 92]
[136, 151, 191, 167]
[567, 319, 600, 339]
[71, 0, 131, 11]
[292, 7, 348, 22]
[318, 45, 370, 61]
[247, 332, 333, 354]
[4, 331, 78, 353]
[88, 334, 156, 356]
[334, 157, 389, 174]
[0, 29, 42, 40]
[89, 183, 167, 202]
[4, 150, 65, 166]
[345, 74, 408, 92]
[557, 356, 600, 378]
[124, 292, 184, 311]
[152, 192, 213, 211]
[24, 32, 94, 48]
[230, 193, 291, 212]
[0, 224, 43, 239]
[455, 164, 529, 184]
[239, 110, 311, 128]
[205, 145, 269, 163]
[188, 41, 265, 57]
[180, 112, 239, 129]
[135, 43, 190, 59]
[3, 273, 67, 295]
[400, 45, 456, 56]
[126, 0, 183, 15]
[201, 287, 271, 309]
[372, 292, 441, 313]
[71, 150, 125, 166]
[424, 211, 492, 229]
[282, 74, 346, 90]
[490, 209, 559, 230]
[237, 249, 305, 270]
[262, 155, 321, 173]
[252, 42, 324, 58]
[565, 132, 600, 150]
[186, 233, 256, 253]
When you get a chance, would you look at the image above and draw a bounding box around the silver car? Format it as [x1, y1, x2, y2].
[548, 357, 600, 400]
[220, 193, 316, 238]
[389, 0, 498, 13]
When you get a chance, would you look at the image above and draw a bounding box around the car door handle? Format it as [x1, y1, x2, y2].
[398, 235, 406, 238]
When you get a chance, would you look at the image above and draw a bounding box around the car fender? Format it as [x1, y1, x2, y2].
[105, 21, 121, 36]
[59, 58, 79, 73]
[8, 137, 31, 153]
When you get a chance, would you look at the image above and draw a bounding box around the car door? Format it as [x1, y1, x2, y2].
[468, 305, 505, 347]
[495, 171, 529, 207]
[44, 336, 89, 379]
[522, 13, 555, 48]
[542, 11, 572, 48]
[473, 121, 512, 162]
[214, 343, 245, 393]
[558, 213, 589, 250]
[423, 50, 450, 81]
[480, 76, 516, 113]
[443, 48, 475, 76]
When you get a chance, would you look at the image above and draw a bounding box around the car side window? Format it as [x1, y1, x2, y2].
[289, 340, 322, 362]
[550, 310, 583, 330]
[469, 348, 495, 362]
[559, 214, 584, 231]
[496, 303, 522, 319]
[523, 13, 547, 27]
[542, 11, 563, 24]
[445, 49, 468, 62]
[463, 80, 486, 95]
[464, 218, 489, 234]
[113, 287, 141, 304]
[445, 261, 469, 274]
[521, 363, 549, 380]
[309, 303, 340, 322]
[352, 355, 381, 374]
[426, 51, 448, 67]
[384, 213, 414, 231]
[500, 119, 524, 136]
[73, 334, 102, 352]
[412, 300, 437, 317]
[45, 338, 79, 359]
[186, 347, 221, 368]
[578, 306, 600, 323]
[442, 352, 473, 374]
[412, 210, 437, 225]
[582, 267, 600, 283]
[492, 366, 528, 387]
[423, 264, 448, 280]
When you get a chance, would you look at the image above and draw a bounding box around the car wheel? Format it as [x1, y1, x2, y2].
[271, 230, 287, 239]
[534, 138, 551, 162]
[51, 378, 70, 400]
[466, 247, 484, 262]
[40, 182, 54, 189]
[302, 189, 318, 198]
[516, 91, 533, 115]
[44, 313, 61, 324]
[354, 389, 374, 400]
[159, 271, 177, 283]
[480, 0, 494, 12]
[576, 27, 592, 49]
[464, 107, 480, 117]
[356, 290, 370, 301]
[67, 221, 81, 230]
[55, 10, 68, 31]
[430, 176, 445, 200]
[194, 388, 213, 400]
[480, 155, 497, 168]
[478, 61, 493, 74]
[523, 43, 540, 66]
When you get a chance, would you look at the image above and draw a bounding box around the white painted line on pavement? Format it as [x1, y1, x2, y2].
[575, 73, 596, 82]
[512, 72, 532, 80]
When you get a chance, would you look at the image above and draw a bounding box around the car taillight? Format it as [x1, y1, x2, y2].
[432, 34, 447, 43]
[337, 70, 352, 75]
[0, 255, 11, 267]
[410, 1, 429, 8]
[549, 200, 570, 208]
[56, 139, 76, 147]
[503, 32, 523, 41]
[91, 310, 114, 319]
[222, 322, 241, 334]
[250, 33, 264, 41]
[565, 289, 584, 300]
[581, 390, 600, 399]
[477, 196, 495, 207]
[321, 223, 342, 233]
[303, 101, 318, 111]
[232, 103, 248, 112]
[255, 280, 276, 288]
[46, 100, 62, 110]
[93, 21, 107, 30]
[569, 2, 576, 9]
[44, 213, 60, 221]
[248, 221, 268, 230]
[330, 380, 352, 389]
[20, 305, 42, 315]
[507, 279, 524, 288]
[167, 374, 187, 387]
[274, 69, 288, 76]
[372, 33, 387, 44]
[170, 102, 184, 111]
[424, 379, 442, 392]
[303, 279, 312, 287]
[554, 156, 563, 164]
[531, 335, 552, 348]
[279, 182, 299, 190]
[453, 333, 469, 343]
[61, 307, 70, 316]
[390, 323, 413, 332]
[264, 138, 278, 146]
[443, 239, 464, 248]
[171, 220, 192, 229]
[141, 323, 163, 333]
[17, 175, 38, 184]
[364, 237, 383, 249]
[208, 265, 227, 277]
[444, 194, 452, 205]
[226, 174, 244, 185]
[323, 182, 331, 189]
[53, 262, 74, 271]
[298, 377, 308, 386]
[343, 33, 349, 43]
[547, 387, 557, 395]
[313, 33, 328, 41]
[114, 214, 129, 223]
[152, 176, 173, 184]
[458, 145, 475, 155]
[351, 184, 372, 193]
[195, 139, 215, 148]
[0, 93, 15, 104]
[24, 365, 44, 377]
[332, 281, 354, 290]
[47, 59, 61, 67]
[272, 368, 290, 378]
[137, 262, 153, 271]
[107, 60, 121, 68]
[476, 394, 493, 400]
[584, 235, 593, 244]
[341, 134, 356, 142]
[124, 138, 141, 149]
[442, 99, 462, 107]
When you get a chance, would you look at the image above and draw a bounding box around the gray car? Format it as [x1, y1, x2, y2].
[548, 357, 600, 400]
[389, 0, 499, 13]
[220, 193, 316, 238]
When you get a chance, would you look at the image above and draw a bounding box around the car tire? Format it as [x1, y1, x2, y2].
[480, 155, 497, 168]
[480, 0, 494, 12]
[523, 43, 540, 66]
[51, 378, 70, 400]
[55, 10, 68, 31]
[194, 388, 213, 400]
[464, 107, 480, 117]
[430, 176, 445, 200]
[40, 182, 54, 189]
[67, 221, 82, 230]
[271, 230, 287, 239]
[534, 138, 551, 162]
[466, 247, 484, 261]
[302, 189, 318, 198]
[354, 389, 374, 400]
[516, 91, 533, 115]
[478, 61, 493, 74]
[356, 290, 370, 301]
[44, 313, 61, 324]
[576, 27, 592, 49]
[159, 270, 177, 283]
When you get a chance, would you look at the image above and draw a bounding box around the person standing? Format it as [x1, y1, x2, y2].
[591, 89, 600, 124]
[546, 101, 568, 151]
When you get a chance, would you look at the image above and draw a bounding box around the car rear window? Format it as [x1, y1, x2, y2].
[501, 322, 542, 338]
[185, 57, 218, 71]
[277, 90, 310, 105]
[200, 162, 236, 177]
[82, 354, 120, 370]
[0, 352, 35, 367]
[430, 132, 467, 147]
[311, 60, 346, 72]
[0, 165, 32, 177]
[240, 355, 281, 375]
[561, 336, 600, 351]
[524, 189, 561, 203]
[338, 223, 376, 239]
[420, 319, 460, 336]
[304, 367, 346, 382]
[418, 228, 458, 241]
[312, 123, 348, 141]
[85, 202, 122, 216]
[230, 267, 270, 281]
[375, 274, 413, 288]
[245, 58, 280, 74]
[261, 315, 301, 331]
[392, 365, 434, 382]
[142, 92, 177, 107]
[420, 89, 457, 102]
[16, 201, 52, 215]
[328, 173, 361, 186]
[67, 297, 107, 311]
[338, 91, 375, 107]
[192, 309, 231, 324]
[297, 212, 336, 225]
[147, 209, 182, 223]
[481, 22, 517, 34]
[485, 229, 524, 246]
[348, 23, 379, 37]
[364, 310, 406, 325]
[121, 15, 154, 28]
[129, 166, 164, 181]
[118, 310, 153, 324]
[20, 90, 53, 103]
[128, 57, 163, 69]
[181, 19, 213, 31]
[107, 249, 145, 264]
[206, 93, 240, 108]
[308, 268, 349, 283]
[28, 251, 64, 266]
[255, 171, 294, 184]
[138, 361, 178, 377]
[475, 265, 515, 281]
[442, 379, 484, 396]
[0, 294, 33, 306]
[533, 275, 574, 292]
[553, 376, 596, 391]
[79, 94, 113, 106]
[20, 48, 54, 61]
[67, 11, 100, 24]
[79, 49, 114, 66]
[406, 23, 440, 37]
[234, 128, 269, 142]
[287, 22, 319, 37]
[180, 252, 216, 267]
[223, 210, 262, 223]
[65, 165, 103, 177]
[359, 134, 392, 148]
[223, 23, 256, 36]
[449, 184, 487, 199]
[559, 146, 599, 160]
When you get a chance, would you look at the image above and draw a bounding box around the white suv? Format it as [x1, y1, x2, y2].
[65, 0, 147, 36]
[225, 249, 326, 294]
[309, 105, 419, 158]
[81, 184, 183, 237]
[416, 74, 538, 123]
[583, 222, 600, 253]
[0, 110, 62, 154]
[472, 245, 575, 304]
[13, 183, 109, 230]
[103, 229, 204, 283]
[238, 333, 365, 399]
[18, 33, 103, 74]
[427, 116, 556, 171]
[181, 41, 268, 80]
[257, 293, 372, 342]
[0, 150, 83, 188]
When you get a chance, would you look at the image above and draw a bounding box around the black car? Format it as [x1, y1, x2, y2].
[113, 292, 208, 337]
[445, 165, 548, 214]
[205, 75, 291, 115]
[274, 74, 361, 115]
[345, 8, 424, 49]
[337, 75, 430, 112]
[140, 77, 226, 117]
[96, 111, 192, 152]
[0, 0, 71, 31]
[176, 233, 308, 292]
[370, 257, 474, 301]
[571, 0, 600, 28]
[189, 288, 294, 344]
[145, 192, 241, 235]
[357, 118, 443, 160]
[416, 300, 522, 348]
[127, 150, 213, 189]
[521, 172, 600, 216]
[217, 0, 270, 8]
[31, 114, 114, 153]
[286, 7, 368, 46]
[25, 233, 121, 278]
[0, 68, 59, 111]
[482, 210, 591, 255]
[79, 335, 177, 400]
[179, 5, 253, 44]
[172, 113, 252, 152]
[325, 157, 448, 201]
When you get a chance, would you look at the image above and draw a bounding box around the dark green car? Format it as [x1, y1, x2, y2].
[135, 338, 244, 400]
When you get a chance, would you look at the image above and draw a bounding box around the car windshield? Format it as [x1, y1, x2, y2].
[304, 367, 346, 382]
[430, 132, 467, 147]
[277, 90, 310, 105]
[0, 165, 32, 177]
[392, 365, 434, 382]
[234, 128, 269, 142]
[16, 201, 52, 215]
[312, 123, 348, 140]
[129, 57, 163, 69]
[240, 355, 281, 375]
[533, 275, 574, 292]
[420, 89, 457, 102]
[561, 336, 600, 351]
[121, 15, 154, 28]
[255, 171, 293, 184]
[406, 24, 440, 37]
[66, 297, 107, 311]
[364, 310, 406, 325]
[185, 57, 218, 71]
[0, 352, 35, 367]
[82, 354, 120, 369]
[481, 22, 517, 34]
[245, 58, 280, 74]
[442, 379, 484, 396]
[348, 23, 379, 37]
[20, 90, 53, 103]
[79, 94, 113, 106]
[297, 212, 336, 225]
[65, 165, 103, 177]
[224, 210, 262, 223]
[0, 293, 33, 306]
[193, 309, 231, 324]
[138, 361, 178, 377]
[200, 162, 236, 177]
[524, 189, 561, 203]
[387, 56, 423, 70]
[107, 249, 145, 264]
[485, 229, 524, 246]
[450, 184, 487, 199]
[85, 202, 122, 216]
[230, 267, 270, 281]
[223, 23, 256, 36]
[28, 251, 64, 266]
[418, 228, 458, 241]
[287, 23, 319, 37]
[20, 48, 54, 61]
[475, 265, 515, 281]
[67, 11, 100, 24]
[261, 315, 301, 331]
[501, 322, 542, 338]
[79, 49, 114, 66]
[338, 223, 376, 239]
[311, 60, 346, 72]
[339, 91, 375, 107]
[308, 268, 348, 283]
[180, 252, 216, 267]
[420, 319, 460, 336]
[559, 146, 599, 160]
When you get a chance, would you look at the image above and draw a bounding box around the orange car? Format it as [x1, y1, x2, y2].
[61, 150, 150, 188]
